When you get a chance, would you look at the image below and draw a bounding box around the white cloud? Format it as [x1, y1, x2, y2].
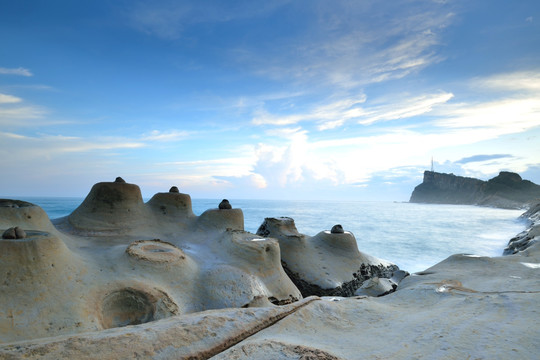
[473, 71, 540, 92]
[0, 106, 48, 124]
[142, 129, 190, 142]
[0, 93, 22, 104]
[358, 92, 454, 125]
[0, 131, 145, 157]
[436, 98, 540, 133]
[235, 1, 454, 89]
[252, 91, 453, 130]
[252, 95, 367, 128]
[0, 67, 33, 77]
[242, 69, 540, 190]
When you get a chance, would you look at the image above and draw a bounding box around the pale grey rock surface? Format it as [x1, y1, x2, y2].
[216, 243, 540, 359]
[1, 181, 538, 359]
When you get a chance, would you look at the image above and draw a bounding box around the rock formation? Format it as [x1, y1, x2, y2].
[256, 217, 400, 297]
[0, 179, 538, 359]
[410, 171, 540, 209]
[0, 178, 399, 347]
[504, 201, 540, 255]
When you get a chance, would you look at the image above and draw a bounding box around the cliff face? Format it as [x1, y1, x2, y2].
[409, 171, 540, 209]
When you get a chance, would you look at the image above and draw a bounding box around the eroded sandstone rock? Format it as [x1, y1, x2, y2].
[257, 217, 401, 297]
[0, 181, 300, 343]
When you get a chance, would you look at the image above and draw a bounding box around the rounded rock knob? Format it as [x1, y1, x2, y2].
[219, 199, 232, 209]
[2, 226, 26, 239]
[331, 224, 344, 234]
[115, 177, 126, 183]
[169, 186, 179, 193]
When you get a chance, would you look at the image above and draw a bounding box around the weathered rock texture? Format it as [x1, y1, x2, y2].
[0, 180, 302, 344]
[0, 298, 318, 360]
[504, 201, 540, 255]
[1, 180, 538, 359]
[410, 171, 540, 209]
[214, 242, 540, 359]
[256, 217, 400, 297]
[0, 179, 398, 346]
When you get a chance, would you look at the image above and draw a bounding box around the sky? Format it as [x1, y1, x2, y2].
[1, 0, 539, 201]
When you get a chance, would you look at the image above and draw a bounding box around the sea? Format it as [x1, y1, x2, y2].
[15, 197, 528, 273]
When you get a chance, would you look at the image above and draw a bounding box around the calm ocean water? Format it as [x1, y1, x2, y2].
[15, 197, 527, 273]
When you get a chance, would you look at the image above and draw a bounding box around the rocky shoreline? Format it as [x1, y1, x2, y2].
[504, 201, 540, 255]
[0, 180, 539, 359]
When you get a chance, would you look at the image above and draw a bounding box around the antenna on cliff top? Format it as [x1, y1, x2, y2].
[431, 157, 434, 172]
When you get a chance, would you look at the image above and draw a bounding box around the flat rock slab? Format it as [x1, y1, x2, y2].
[215, 244, 540, 359]
[0, 298, 318, 360]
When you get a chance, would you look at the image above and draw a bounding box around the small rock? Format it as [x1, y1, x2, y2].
[14, 227, 26, 239]
[2, 227, 16, 239]
[390, 269, 409, 284]
[331, 224, 344, 234]
[115, 177, 126, 183]
[2, 227, 26, 239]
[219, 199, 232, 210]
[355, 277, 397, 297]
[169, 186, 179, 193]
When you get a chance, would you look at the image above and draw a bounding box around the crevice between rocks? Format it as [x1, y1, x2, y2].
[188, 297, 320, 360]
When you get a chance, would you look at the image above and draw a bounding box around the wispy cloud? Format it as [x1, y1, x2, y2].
[251, 91, 453, 130]
[142, 129, 190, 142]
[234, 0, 454, 89]
[473, 71, 540, 92]
[0, 103, 49, 125]
[456, 154, 514, 164]
[252, 95, 368, 128]
[240, 71, 540, 191]
[0, 132, 145, 155]
[358, 92, 454, 125]
[0, 67, 33, 77]
[0, 93, 23, 104]
[126, 0, 291, 39]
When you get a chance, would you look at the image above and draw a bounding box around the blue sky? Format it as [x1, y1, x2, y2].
[1, 0, 539, 200]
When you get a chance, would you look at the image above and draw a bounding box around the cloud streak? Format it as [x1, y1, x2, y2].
[0, 67, 33, 77]
[233, 0, 454, 90]
[456, 154, 514, 164]
[142, 129, 190, 142]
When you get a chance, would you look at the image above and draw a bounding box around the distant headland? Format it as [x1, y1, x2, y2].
[409, 170, 540, 209]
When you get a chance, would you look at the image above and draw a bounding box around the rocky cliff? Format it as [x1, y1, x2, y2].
[409, 171, 540, 209]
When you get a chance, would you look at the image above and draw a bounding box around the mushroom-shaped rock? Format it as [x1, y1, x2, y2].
[0, 230, 92, 342]
[331, 224, 344, 234]
[0, 199, 56, 232]
[169, 186, 179, 193]
[198, 206, 244, 231]
[219, 199, 232, 210]
[146, 191, 196, 224]
[66, 181, 147, 233]
[257, 217, 399, 297]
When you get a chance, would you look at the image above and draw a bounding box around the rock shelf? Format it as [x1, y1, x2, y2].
[1, 180, 538, 359]
[0, 178, 400, 348]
